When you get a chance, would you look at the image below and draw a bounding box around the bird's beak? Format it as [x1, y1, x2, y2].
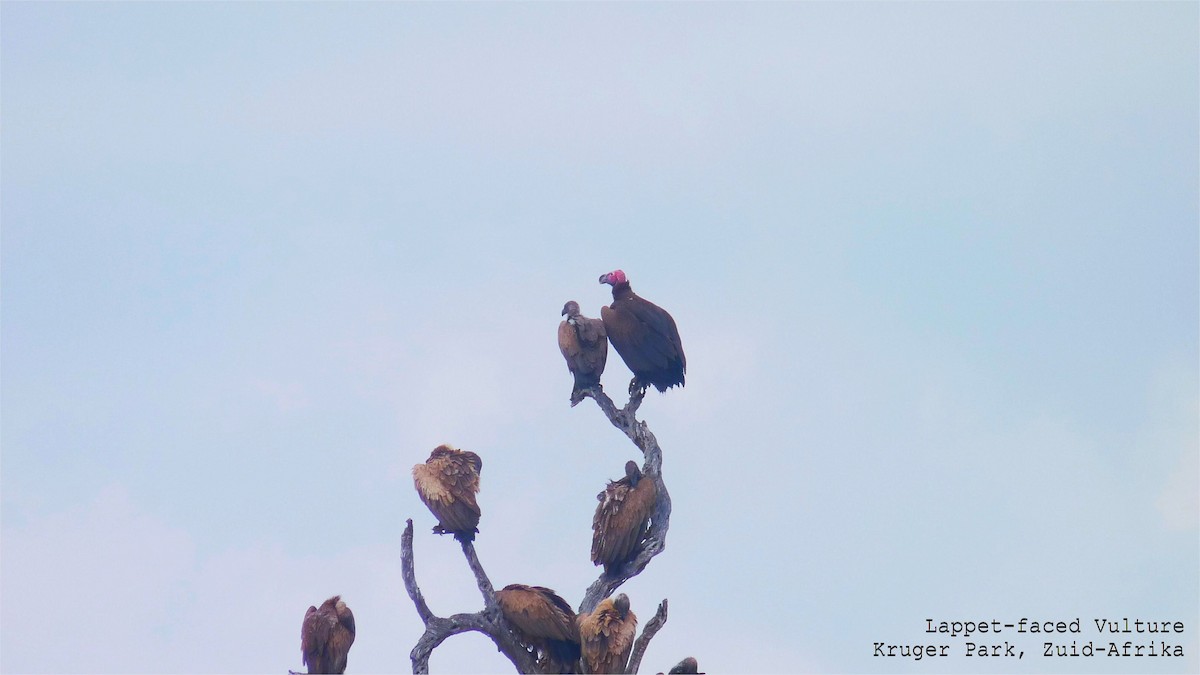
[561, 307, 569, 316]
[598, 273, 609, 284]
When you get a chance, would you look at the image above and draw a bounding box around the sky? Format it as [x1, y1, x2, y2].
[1, 2, 1197, 674]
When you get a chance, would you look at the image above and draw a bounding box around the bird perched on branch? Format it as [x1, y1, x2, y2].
[578, 593, 637, 674]
[301, 595, 356, 674]
[592, 461, 657, 574]
[599, 269, 686, 395]
[558, 300, 608, 406]
[412, 444, 482, 542]
[495, 584, 582, 673]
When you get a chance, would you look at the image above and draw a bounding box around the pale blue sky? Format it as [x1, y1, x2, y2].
[2, 2, 1197, 674]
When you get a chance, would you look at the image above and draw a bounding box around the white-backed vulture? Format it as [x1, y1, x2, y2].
[558, 300, 608, 406]
[495, 583, 582, 673]
[301, 595, 356, 674]
[598, 269, 685, 394]
[578, 593, 637, 674]
[591, 461, 657, 574]
[412, 444, 482, 542]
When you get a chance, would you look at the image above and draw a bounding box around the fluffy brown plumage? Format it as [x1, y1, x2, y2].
[301, 595, 356, 674]
[559, 300, 608, 406]
[412, 444, 483, 542]
[578, 593, 637, 674]
[592, 461, 657, 574]
[598, 270, 685, 394]
[495, 583, 582, 673]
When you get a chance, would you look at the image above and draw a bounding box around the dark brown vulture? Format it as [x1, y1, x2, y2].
[412, 444, 482, 542]
[495, 583, 582, 673]
[592, 461, 657, 574]
[598, 269, 685, 394]
[300, 595, 356, 674]
[578, 593, 637, 674]
[667, 657, 702, 674]
[558, 300, 608, 406]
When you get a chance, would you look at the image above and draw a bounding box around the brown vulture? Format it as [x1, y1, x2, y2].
[558, 300, 608, 406]
[667, 657, 702, 674]
[598, 269, 686, 394]
[412, 444, 482, 542]
[495, 583, 582, 673]
[578, 593, 637, 674]
[592, 461, 657, 574]
[300, 595, 356, 674]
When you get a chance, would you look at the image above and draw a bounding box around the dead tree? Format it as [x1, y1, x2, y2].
[400, 384, 672, 673]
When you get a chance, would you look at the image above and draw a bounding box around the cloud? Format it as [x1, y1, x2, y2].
[2, 486, 196, 673]
[248, 376, 311, 413]
[1, 473, 629, 675]
[1157, 445, 1199, 530]
[0, 486, 425, 674]
[1150, 367, 1200, 531]
[3, 5, 1194, 675]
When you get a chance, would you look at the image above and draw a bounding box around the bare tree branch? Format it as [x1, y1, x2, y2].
[578, 385, 672, 616]
[626, 599, 669, 674]
[460, 539, 498, 608]
[401, 378, 676, 672]
[401, 519, 434, 624]
[401, 519, 540, 673]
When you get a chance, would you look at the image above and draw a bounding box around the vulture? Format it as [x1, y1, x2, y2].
[558, 300, 608, 406]
[598, 270, 686, 394]
[592, 461, 657, 574]
[667, 657, 702, 674]
[495, 583, 582, 673]
[412, 444, 482, 542]
[300, 595, 356, 674]
[578, 593, 637, 675]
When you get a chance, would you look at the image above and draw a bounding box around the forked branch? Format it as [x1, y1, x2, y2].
[400, 519, 538, 674]
[578, 385, 672, 616]
[401, 379, 674, 673]
[626, 599, 669, 675]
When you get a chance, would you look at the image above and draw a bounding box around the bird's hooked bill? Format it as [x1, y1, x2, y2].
[599, 269, 626, 285]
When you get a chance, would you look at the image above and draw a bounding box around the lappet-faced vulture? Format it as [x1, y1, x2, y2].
[412, 444, 482, 542]
[495, 583, 582, 673]
[558, 300, 608, 406]
[578, 593, 637, 674]
[592, 461, 657, 574]
[301, 595, 356, 674]
[598, 270, 685, 394]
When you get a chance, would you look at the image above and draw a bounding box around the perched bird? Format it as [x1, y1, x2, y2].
[300, 595, 356, 674]
[667, 657, 701, 674]
[598, 270, 686, 394]
[412, 444, 483, 542]
[578, 593, 637, 675]
[558, 300, 609, 406]
[495, 583, 582, 673]
[592, 461, 657, 574]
